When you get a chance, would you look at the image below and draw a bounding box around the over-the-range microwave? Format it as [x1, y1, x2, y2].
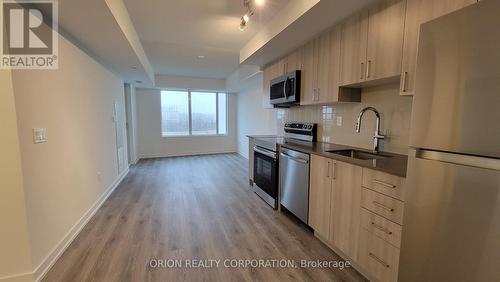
[270, 70, 301, 107]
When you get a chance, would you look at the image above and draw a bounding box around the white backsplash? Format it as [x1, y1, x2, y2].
[277, 83, 413, 155]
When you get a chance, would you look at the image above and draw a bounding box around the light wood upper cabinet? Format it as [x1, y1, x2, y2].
[400, 0, 477, 95]
[262, 58, 286, 105]
[366, 0, 407, 81]
[340, 0, 406, 86]
[300, 40, 316, 105]
[329, 161, 363, 260]
[300, 26, 357, 105]
[314, 32, 332, 104]
[339, 10, 369, 86]
[285, 49, 302, 74]
[309, 155, 332, 239]
[327, 26, 344, 103]
[301, 34, 331, 105]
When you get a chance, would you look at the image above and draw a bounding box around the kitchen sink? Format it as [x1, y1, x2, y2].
[326, 149, 393, 160]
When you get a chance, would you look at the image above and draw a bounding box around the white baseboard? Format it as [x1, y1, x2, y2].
[0, 272, 34, 282]
[32, 168, 130, 282]
[139, 150, 237, 159]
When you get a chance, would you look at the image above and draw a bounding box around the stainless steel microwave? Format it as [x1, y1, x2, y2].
[270, 70, 300, 107]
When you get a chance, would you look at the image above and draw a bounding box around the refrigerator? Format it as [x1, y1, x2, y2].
[399, 0, 500, 281]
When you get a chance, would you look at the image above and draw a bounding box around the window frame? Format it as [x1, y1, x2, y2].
[161, 90, 228, 138]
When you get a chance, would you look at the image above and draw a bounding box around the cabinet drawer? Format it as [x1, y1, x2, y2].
[361, 188, 404, 225]
[358, 229, 400, 282]
[362, 168, 406, 200]
[360, 208, 402, 248]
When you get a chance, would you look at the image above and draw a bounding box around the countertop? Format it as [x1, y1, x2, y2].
[281, 141, 408, 178]
[247, 135, 408, 177]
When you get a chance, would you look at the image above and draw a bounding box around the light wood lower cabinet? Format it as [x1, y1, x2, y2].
[362, 168, 406, 201]
[309, 155, 407, 281]
[329, 161, 362, 260]
[308, 155, 362, 260]
[309, 155, 332, 239]
[360, 208, 403, 248]
[361, 188, 405, 225]
[358, 229, 401, 282]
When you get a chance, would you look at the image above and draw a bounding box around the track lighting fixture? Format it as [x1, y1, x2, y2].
[239, 0, 259, 31]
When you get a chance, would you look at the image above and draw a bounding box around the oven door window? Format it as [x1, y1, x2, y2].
[253, 151, 278, 198]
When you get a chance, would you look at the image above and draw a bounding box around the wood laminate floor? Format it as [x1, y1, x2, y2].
[43, 154, 367, 282]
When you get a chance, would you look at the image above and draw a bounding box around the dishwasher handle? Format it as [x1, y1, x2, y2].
[280, 152, 309, 164]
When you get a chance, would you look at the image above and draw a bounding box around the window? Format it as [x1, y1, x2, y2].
[161, 91, 189, 136]
[161, 90, 228, 137]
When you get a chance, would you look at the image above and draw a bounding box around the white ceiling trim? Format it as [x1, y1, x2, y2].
[154, 75, 226, 91]
[105, 0, 155, 84]
[239, 0, 320, 64]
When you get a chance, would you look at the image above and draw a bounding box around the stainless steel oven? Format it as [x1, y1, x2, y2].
[252, 123, 316, 210]
[253, 144, 278, 209]
[270, 70, 301, 107]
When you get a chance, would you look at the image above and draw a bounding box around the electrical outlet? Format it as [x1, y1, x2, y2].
[336, 116, 343, 126]
[33, 128, 47, 144]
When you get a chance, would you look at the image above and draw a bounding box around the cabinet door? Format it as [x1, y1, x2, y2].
[327, 26, 342, 103]
[262, 64, 273, 104]
[329, 161, 363, 260]
[309, 155, 332, 239]
[339, 10, 369, 86]
[300, 40, 316, 105]
[285, 48, 302, 73]
[366, 0, 406, 81]
[315, 33, 331, 104]
[400, 0, 477, 95]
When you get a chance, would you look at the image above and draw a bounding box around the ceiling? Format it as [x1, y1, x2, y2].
[38, 0, 155, 86]
[123, 0, 290, 79]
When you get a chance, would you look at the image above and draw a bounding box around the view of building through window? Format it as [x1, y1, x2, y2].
[161, 91, 227, 136]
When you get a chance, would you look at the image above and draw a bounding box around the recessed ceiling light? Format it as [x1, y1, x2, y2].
[197, 55, 205, 59]
[254, 0, 265, 7]
[135, 80, 142, 84]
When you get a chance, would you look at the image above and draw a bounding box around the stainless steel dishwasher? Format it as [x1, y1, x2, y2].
[279, 147, 310, 224]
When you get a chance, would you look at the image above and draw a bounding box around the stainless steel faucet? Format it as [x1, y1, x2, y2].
[355, 107, 385, 153]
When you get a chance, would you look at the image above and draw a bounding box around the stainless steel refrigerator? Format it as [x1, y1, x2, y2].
[399, 0, 500, 281]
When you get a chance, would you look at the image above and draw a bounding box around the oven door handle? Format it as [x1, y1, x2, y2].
[254, 146, 276, 159]
[280, 152, 309, 164]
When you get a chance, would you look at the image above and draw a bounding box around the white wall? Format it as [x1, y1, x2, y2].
[125, 84, 139, 164]
[10, 31, 128, 280]
[234, 73, 279, 158]
[0, 69, 34, 282]
[136, 89, 237, 158]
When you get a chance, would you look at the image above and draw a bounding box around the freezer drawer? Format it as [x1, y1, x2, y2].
[399, 151, 500, 282]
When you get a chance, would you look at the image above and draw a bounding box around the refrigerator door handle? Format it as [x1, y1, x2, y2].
[416, 149, 500, 171]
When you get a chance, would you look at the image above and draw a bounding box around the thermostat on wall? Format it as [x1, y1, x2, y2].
[33, 128, 47, 144]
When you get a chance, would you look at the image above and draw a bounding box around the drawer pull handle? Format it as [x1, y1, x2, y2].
[371, 222, 393, 235]
[372, 201, 395, 212]
[373, 179, 396, 189]
[369, 252, 390, 268]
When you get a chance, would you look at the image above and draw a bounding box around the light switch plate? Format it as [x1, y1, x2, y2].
[33, 128, 47, 144]
[336, 116, 343, 126]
